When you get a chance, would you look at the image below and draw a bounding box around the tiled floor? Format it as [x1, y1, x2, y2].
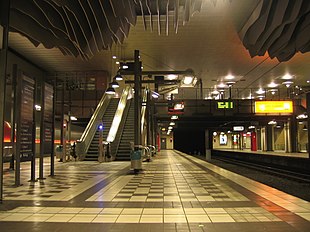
[0, 150, 310, 231]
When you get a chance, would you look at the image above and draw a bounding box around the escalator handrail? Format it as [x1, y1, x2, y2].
[77, 92, 111, 156]
[106, 86, 131, 142]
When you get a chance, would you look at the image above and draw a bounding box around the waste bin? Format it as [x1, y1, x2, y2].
[131, 145, 143, 173]
[55, 145, 63, 161]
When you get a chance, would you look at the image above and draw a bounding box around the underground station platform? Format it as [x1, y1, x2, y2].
[0, 150, 309, 232]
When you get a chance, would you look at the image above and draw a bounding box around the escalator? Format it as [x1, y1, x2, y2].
[84, 98, 119, 161]
[112, 99, 134, 161]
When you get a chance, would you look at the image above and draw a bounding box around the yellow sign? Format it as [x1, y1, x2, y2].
[217, 102, 233, 109]
[255, 101, 293, 114]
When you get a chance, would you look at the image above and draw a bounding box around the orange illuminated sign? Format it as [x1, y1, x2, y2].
[255, 101, 293, 114]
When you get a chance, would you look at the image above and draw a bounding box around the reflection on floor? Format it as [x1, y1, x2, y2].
[0, 150, 310, 231]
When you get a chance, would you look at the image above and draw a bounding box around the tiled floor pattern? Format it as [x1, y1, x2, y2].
[2, 159, 130, 201]
[1, 150, 310, 231]
[87, 153, 248, 202]
[0, 206, 281, 223]
[176, 151, 310, 222]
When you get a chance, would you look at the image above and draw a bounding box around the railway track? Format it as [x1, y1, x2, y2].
[212, 156, 310, 183]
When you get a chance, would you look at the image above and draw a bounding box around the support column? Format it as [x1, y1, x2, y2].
[50, 79, 56, 176]
[134, 50, 141, 148]
[39, 80, 45, 180]
[0, 0, 10, 202]
[205, 129, 212, 161]
[261, 127, 266, 151]
[266, 125, 274, 151]
[284, 120, 291, 153]
[307, 92, 310, 155]
[146, 88, 151, 145]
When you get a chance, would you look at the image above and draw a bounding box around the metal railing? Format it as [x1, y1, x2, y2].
[171, 87, 305, 100]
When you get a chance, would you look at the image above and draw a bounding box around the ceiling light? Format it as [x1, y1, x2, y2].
[268, 120, 277, 125]
[282, 73, 293, 80]
[122, 64, 129, 69]
[171, 115, 178, 120]
[307, 80, 310, 83]
[167, 74, 178, 80]
[114, 73, 123, 81]
[256, 88, 265, 94]
[112, 55, 117, 59]
[169, 122, 175, 126]
[116, 61, 120, 64]
[303, 125, 308, 131]
[152, 92, 160, 98]
[225, 74, 235, 80]
[296, 113, 308, 119]
[183, 76, 194, 85]
[174, 103, 184, 110]
[70, 116, 77, 121]
[211, 90, 219, 95]
[105, 86, 115, 95]
[168, 126, 173, 130]
[268, 82, 278, 88]
[111, 80, 119, 88]
[217, 83, 226, 88]
[161, 128, 166, 131]
[248, 126, 255, 129]
[282, 81, 293, 87]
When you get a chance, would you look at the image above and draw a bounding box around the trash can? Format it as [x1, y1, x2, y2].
[55, 145, 63, 161]
[131, 145, 143, 173]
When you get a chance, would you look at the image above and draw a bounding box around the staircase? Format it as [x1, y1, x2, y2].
[114, 99, 134, 161]
[84, 98, 119, 161]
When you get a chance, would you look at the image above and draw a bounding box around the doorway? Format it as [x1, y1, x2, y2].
[161, 138, 167, 150]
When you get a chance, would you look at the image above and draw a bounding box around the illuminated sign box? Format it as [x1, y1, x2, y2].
[233, 126, 244, 131]
[255, 101, 293, 114]
[217, 101, 233, 109]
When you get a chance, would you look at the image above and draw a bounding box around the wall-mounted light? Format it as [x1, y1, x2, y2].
[35, 104, 41, 111]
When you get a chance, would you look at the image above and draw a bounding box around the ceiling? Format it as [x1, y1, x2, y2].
[8, 0, 310, 97]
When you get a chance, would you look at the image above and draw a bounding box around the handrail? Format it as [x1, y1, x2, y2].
[107, 86, 131, 142]
[76, 92, 111, 159]
[140, 89, 147, 145]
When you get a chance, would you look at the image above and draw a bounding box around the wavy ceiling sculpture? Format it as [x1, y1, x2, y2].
[10, 0, 203, 60]
[239, 0, 310, 62]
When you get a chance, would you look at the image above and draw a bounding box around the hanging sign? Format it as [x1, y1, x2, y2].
[217, 101, 233, 109]
[255, 101, 293, 114]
